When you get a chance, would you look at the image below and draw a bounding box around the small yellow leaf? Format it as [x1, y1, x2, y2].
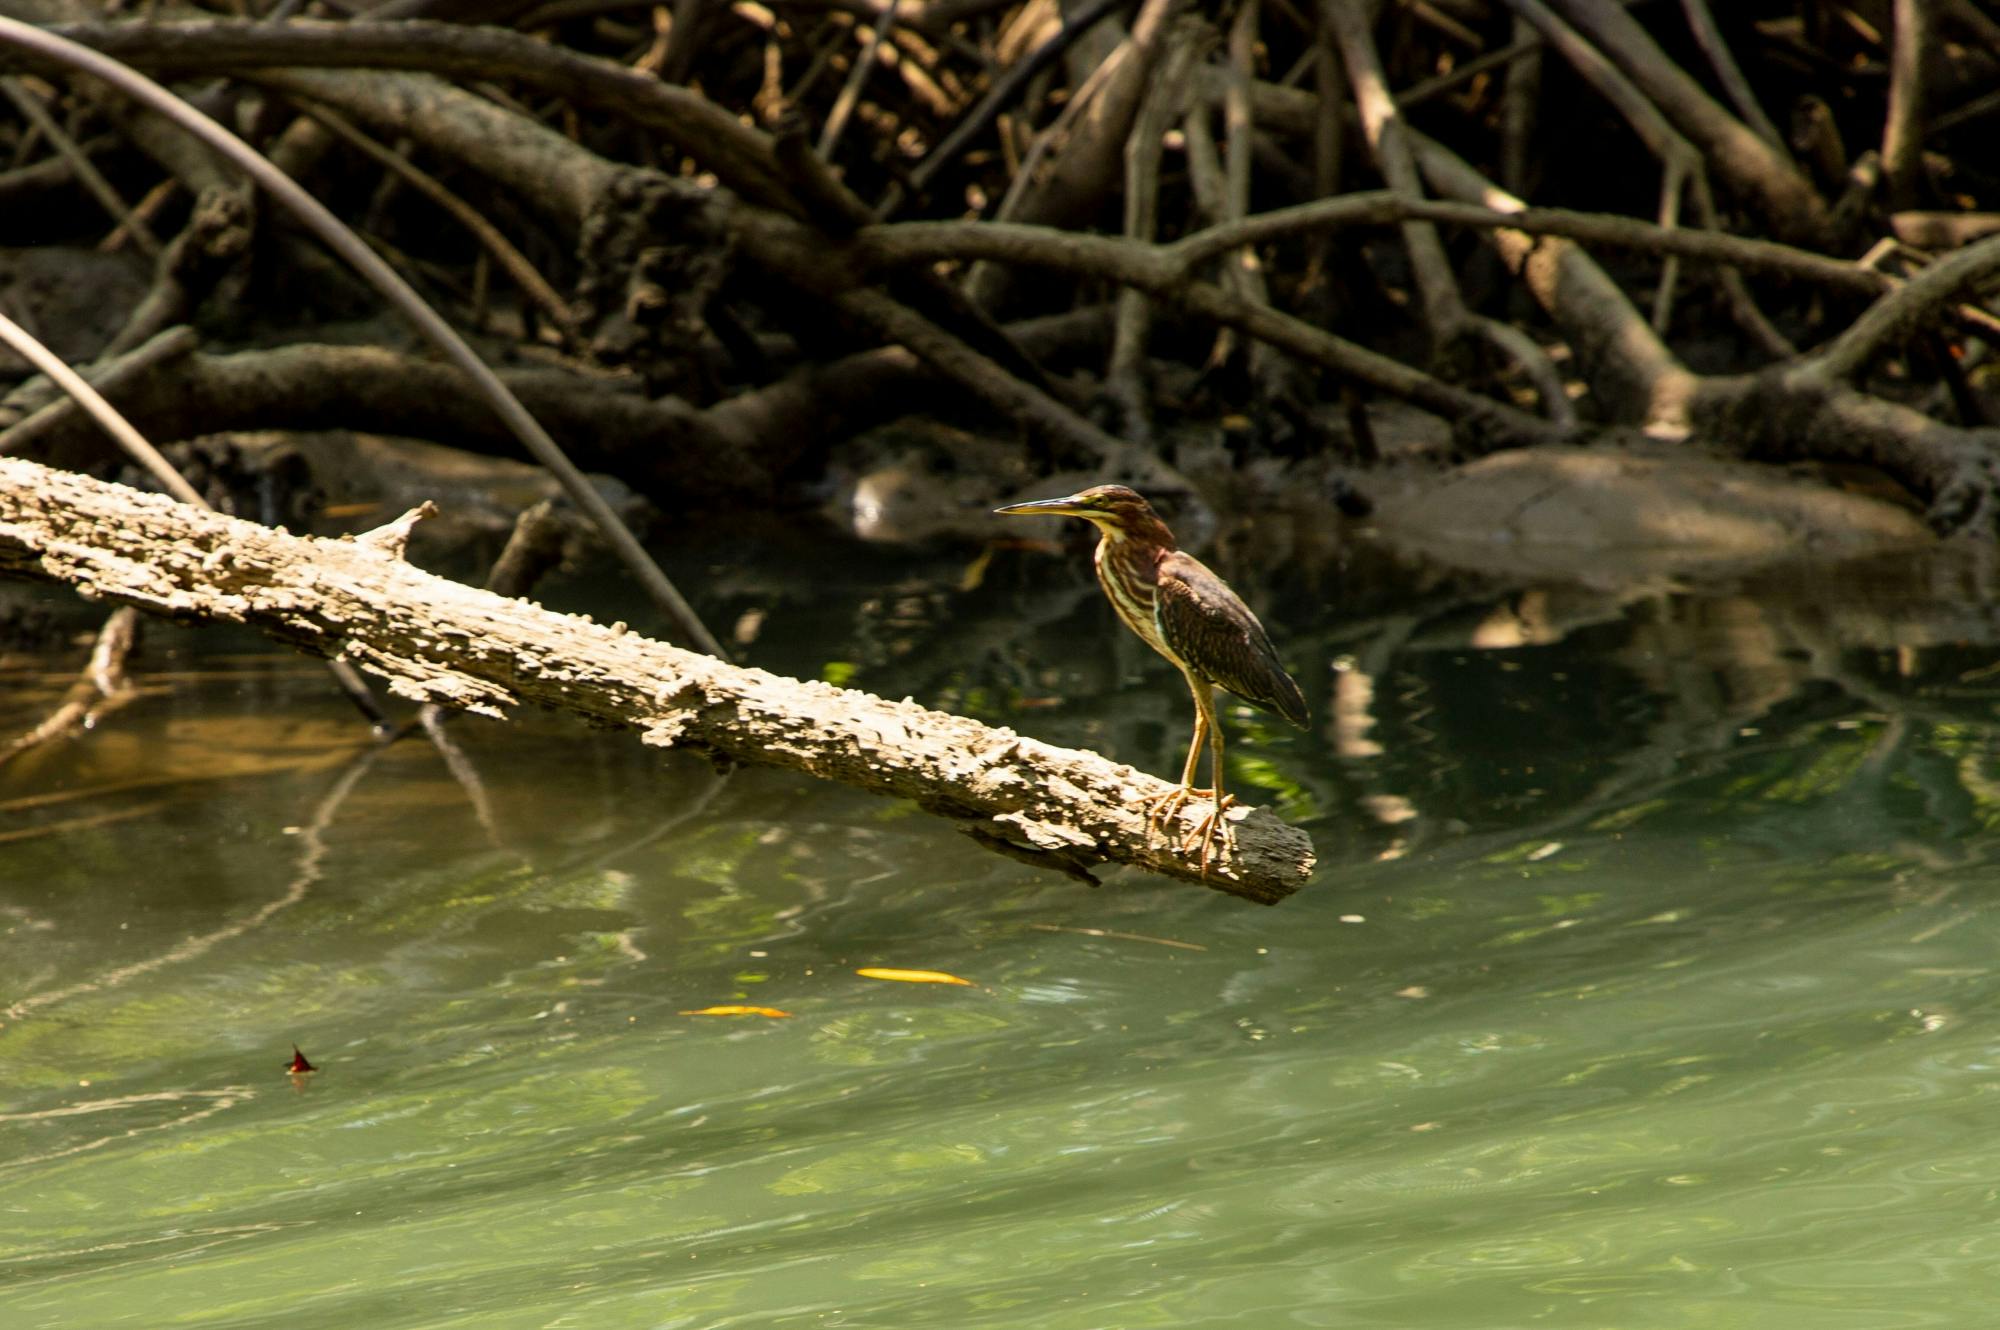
[856, 967, 973, 986]
[681, 1005, 792, 1018]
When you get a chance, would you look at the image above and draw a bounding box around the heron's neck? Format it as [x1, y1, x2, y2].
[1094, 515, 1176, 556]
[1090, 525, 1176, 652]
[1091, 524, 1174, 595]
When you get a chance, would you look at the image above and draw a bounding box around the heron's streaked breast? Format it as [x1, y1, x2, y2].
[1093, 536, 1172, 661]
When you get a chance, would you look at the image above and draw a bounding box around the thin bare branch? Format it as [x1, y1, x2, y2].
[0, 75, 160, 256]
[287, 97, 579, 345]
[1813, 229, 2000, 381]
[1881, 0, 1931, 210]
[1676, 0, 1788, 153]
[0, 310, 204, 504]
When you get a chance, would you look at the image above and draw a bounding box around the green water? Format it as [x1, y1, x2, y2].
[4, 541, 1999, 1328]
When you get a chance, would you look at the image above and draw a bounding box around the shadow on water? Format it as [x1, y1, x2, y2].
[2, 526, 1998, 1328]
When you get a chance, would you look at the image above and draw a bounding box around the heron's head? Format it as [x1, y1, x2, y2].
[994, 485, 1175, 547]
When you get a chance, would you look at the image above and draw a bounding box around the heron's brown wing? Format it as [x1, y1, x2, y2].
[1156, 551, 1309, 728]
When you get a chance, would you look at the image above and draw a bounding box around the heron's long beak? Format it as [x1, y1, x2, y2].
[994, 493, 1090, 517]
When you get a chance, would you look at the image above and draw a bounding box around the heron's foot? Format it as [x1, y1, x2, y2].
[1180, 799, 1238, 876]
[1145, 784, 1192, 827]
[1146, 784, 1231, 826]
[1146, 786, 1237, 875]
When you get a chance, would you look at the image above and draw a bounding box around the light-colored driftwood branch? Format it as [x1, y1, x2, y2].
[0, 458, 1317, 904]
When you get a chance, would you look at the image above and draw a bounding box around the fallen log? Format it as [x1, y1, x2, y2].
[0, 457, 1317, 903]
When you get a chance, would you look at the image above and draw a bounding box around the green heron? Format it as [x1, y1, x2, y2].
[995, 485, 1309, 870]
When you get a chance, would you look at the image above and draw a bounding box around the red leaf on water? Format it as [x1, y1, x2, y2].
[287, 1044, 317, 1074]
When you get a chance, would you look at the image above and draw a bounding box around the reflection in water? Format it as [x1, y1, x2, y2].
[1, 538, 1997, 1328]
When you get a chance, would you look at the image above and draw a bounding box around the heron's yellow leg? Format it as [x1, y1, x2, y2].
[1147, 673, 1214, 828]
[1181, 684, 1237, 874]
[1177, 695, 1207, 789]
[1144, 676, 1235, 874]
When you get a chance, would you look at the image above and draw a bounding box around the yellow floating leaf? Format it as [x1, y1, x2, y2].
[681, 1005, 791, 1018]
[856, 967, 973, 986]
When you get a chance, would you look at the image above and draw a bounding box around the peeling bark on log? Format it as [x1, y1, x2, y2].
[0, 458, 1317, 903]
